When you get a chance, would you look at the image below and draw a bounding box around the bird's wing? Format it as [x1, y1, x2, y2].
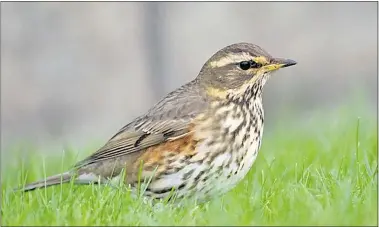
[75, 80, 207, 167]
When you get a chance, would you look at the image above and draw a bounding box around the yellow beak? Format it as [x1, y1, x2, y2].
[264, 58, 297, 72]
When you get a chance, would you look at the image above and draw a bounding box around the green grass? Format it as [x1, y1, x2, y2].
[1, 109, 377, 226]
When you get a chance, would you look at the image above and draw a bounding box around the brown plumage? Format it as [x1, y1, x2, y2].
[16, 43, 297, 202]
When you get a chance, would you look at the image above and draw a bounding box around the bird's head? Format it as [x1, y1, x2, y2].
[198, 43, 297, 100]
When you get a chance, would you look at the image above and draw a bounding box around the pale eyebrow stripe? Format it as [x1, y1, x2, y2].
[209, 52, 253, 68]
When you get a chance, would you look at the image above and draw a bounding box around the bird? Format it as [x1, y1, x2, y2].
[16, 42, 297, 202]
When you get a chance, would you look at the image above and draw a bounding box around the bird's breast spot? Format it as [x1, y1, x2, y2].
[213, 152, 231, 168]
[215, 105, 232, 115]
[148, 163, 199, 191]
[221, 116, 243, 133]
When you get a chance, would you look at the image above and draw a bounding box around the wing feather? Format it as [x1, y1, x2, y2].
[75, 80, 207, 168]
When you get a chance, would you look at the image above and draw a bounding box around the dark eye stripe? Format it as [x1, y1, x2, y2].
[250, 60, 262, 68]
[238, 60, 262, 70]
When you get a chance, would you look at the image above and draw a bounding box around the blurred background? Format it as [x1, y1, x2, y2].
[1, 2, 377, 157]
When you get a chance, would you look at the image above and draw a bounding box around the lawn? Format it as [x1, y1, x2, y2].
[1, 106, 377, 226]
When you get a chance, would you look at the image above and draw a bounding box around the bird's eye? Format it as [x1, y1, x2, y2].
[239, 60, 262, 70]
[239, 61, 251, 70]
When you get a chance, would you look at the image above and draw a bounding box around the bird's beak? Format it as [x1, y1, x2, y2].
[263, 58, 297, 72]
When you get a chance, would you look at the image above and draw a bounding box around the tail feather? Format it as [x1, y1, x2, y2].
[15, 172, 73, 192]
[15, 171, 103, 192]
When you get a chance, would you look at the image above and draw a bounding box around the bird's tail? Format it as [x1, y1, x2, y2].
[15, 171, 73, 192]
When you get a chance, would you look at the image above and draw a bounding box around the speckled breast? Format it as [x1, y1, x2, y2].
[188, 97, 264, 200]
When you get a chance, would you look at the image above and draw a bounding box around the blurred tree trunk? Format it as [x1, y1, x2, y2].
[143, 2, 167, 100]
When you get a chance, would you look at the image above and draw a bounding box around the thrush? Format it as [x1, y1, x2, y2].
[17, 43, 297, 202]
